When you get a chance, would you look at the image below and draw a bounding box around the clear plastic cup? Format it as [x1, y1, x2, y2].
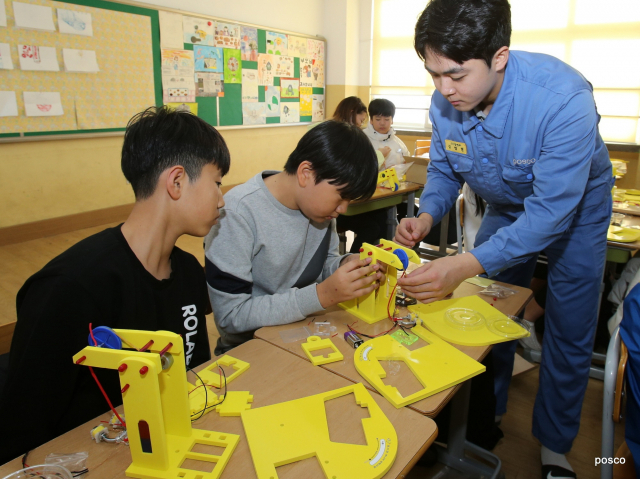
[2, 465, 73, 479]
[611, 213, 625, 226]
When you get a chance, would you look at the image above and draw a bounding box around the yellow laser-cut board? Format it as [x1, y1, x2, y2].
[409, 295, 529, 346]
[354, 324, 485, 408]
[301, 336, 343, 365]
[241, 383, 397, 479]
[215, 391, 253, 416]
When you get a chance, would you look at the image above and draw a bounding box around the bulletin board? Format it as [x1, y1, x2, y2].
[0, 0, 326, 140]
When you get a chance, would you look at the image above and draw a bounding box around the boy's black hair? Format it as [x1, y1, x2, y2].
[414, 0, 511, 67]
[122, 106, 231, 200]
[283, 120, 378, 201]
[368, 98, 396, 118]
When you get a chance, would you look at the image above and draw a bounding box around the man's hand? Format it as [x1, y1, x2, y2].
[317, 257, 382, 308]
[397, 253, 484, 303]
[340, 254, 361, 266]
[379, 146, 391, 158]
[395, 214, 433, 247]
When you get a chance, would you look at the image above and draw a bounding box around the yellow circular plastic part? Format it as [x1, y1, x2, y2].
[445, 308, 485, 330]
[486, 317, 526, 338]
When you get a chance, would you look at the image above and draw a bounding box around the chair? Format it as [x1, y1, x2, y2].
[414, 139, 431, 157]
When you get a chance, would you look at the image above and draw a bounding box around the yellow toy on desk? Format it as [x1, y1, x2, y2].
[353, 322, 485, 408]
[301, 335, 344, 365]
[339, 239, 421, 324]
[188, 355, 250, 415]
[73, 329, 239, 479]
[377, 167, 401, 191]
[241, 382, 397, 479]
[409, 295, 529, 346]
[215, 391, 254, 416]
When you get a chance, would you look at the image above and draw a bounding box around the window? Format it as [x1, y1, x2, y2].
[372, 0, 640, 143]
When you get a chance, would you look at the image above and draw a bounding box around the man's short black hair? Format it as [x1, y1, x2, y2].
[368, 98, 396, 118]
[283, 121, 378, 201]
[122, 106, 231, 200]
[414, 0, 511, 67]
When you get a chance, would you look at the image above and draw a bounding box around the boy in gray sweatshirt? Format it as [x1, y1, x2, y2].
[205, 121, 382, 354]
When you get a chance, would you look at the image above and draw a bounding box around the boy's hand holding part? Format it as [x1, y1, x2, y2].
[317, 256, 382, 308]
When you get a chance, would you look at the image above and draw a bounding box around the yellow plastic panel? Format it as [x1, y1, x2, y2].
[409, 295, 529, 346]
[215, 391, 254, 416]
[377, 167, 400, 190]
[241, 383, 397, 479]
[196, 355, 250, 388]
[353, 324, 485, 408]
[607, 225, 640, 243]
[301, 336, 344, 365]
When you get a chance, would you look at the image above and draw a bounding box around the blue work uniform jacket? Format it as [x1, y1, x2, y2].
[418, 51, 612, 277]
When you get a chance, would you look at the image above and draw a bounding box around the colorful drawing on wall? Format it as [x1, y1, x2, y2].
[280, 78, 299, 99]
[161, 49, 195, 77]
[215, 22, 240, 49]
[288, 35, 307, 57]
[265, 85, 280, 117]
[273, 55, 293, 77]
[0, 43, 13, 70]
[23, 91, 63, 116]
[57, 9, 93, 36]
[13, 2, 55, 31]
[158, 11, 184, 49]
[0, 91, 18, 117]
[164, 84, 195, 103]
[312, 59, 325, 87]
[257, 54, 274, 86]
[194, 45, 223, 72]
[166, 102, 198, 115]
[223, 48, 242, 83]
[312, 94, 325, 121]
[183, 16, 214, 45]
[281, 102, 300, 123]
[266, 31, 287, 55]
[242, 102, 266, 125]
[18, 45, 59, 71]
[241, 26, 258, 61]
[195, 72, 224, 97]
[300, 87, 312, 116]
[307, 38, 324, 61]
[242, 70, 258, 102]
[300, 58, 313, 87]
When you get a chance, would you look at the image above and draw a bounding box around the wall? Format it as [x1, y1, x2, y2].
[0, 0, 324, 228]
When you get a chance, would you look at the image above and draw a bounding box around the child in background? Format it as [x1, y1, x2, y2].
[364, 98, 410, 170]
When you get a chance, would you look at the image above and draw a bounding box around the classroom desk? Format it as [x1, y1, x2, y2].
[612, 202, 640, 216]
[0, 340, 437, 479]
[607, 214, 640, 264]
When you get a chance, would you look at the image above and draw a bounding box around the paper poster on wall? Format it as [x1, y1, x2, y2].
[280, 78, 299, 98]
[312, 94, 325, 121]
[281, 102, 300, 123]
[223, 48, 242, 83]
[265, 85, 280, 117]
[196, 72, 224, 97]
[273, 55, 293, 77]
[183, 16, 214, 46]
[242, 102, 266, 125]
[63, 49, 99, 72]
[13, 2, 55, 31]
[159, 11, 184, 49]
[300, 58, 313, 87]
[23, 91, 63, 116]
[166, 102, 198, 115]
[300, 87, 312, 116]
[242, 70, 258, 102]
[288, 36, 307, 57]
[0, 0, 7, 27]
[161, 49, 195, 77]
[214, 22, 240, 49]
[57, 9, 93, 37]
[18, 45, 59, 71]
[266, 31, 287, 55]
[0, 43, 13, 70]
[257, 54, 274, 86]
[163, 83, 195, 103]
[240, 26, 258, 61]
[307, 38, 324, 61]
[194, 46, 223, 73]
[0, 91, 18, 117]
[312, 59, 325, 87]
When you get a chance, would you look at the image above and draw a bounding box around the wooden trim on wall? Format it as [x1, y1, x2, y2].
[0, 204, 135, 247]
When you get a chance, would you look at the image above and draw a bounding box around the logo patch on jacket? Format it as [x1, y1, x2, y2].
[445, 140, 467, 155]
[513, 158, 536, 166]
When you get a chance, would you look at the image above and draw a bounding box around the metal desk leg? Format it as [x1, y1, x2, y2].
[439, 212, 450, 254]
[435, 381, 503, 478]
[386, 205, 397, 240]
[407, 191, 416, 217]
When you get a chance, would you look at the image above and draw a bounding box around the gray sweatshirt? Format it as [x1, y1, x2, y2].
[204, 171, 346, 353]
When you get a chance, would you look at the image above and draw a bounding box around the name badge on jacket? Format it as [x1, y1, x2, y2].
[445, 140, 467, 155]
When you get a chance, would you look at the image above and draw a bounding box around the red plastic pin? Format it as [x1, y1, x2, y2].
[359, 248, 364, 252]
[368, 251, 373, 256]
[140, 366, 149, 375]
[121, 384, 130, 393]
[118, 363, 128, 372]
[75, 355, 86, 364]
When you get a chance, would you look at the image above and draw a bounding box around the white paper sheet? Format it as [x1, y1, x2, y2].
[159, 11, 184, 49]
[13, 2, 55, 31]
[63, 49, 99, 72]
[281, 102, 300, 123]
[0, 91, 18, 117]
[23, 92, 63, 116]
[0, 0, 7, 28]
[57, 9, 93, 37]
[18, 45, 59, 71]
[0, 43, 13, 70]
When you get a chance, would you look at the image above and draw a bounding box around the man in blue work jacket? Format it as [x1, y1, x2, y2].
[395, 0, 612, 477]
